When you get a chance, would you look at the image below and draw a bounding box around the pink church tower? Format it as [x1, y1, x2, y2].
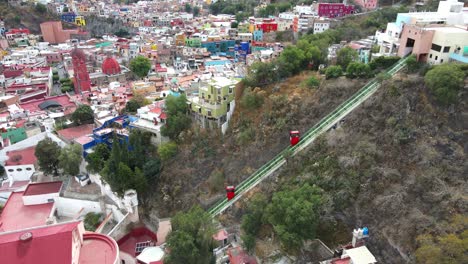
[71, 46, 91, 94]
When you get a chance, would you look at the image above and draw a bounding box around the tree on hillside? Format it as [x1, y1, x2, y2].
[424, 64, 465, 105]
[165, 206, 216, 264]
[128, 129, 154, 169]
[245, 61, 277, 86]
[266, 184, 322, 251]
[72, 104, 94, 125]
[277, 46, 306, 77]
[143, 159, 161, 183]
[35, 3, 47, 13]
[125, 93, 150, 113]
[35, 138, 61, 175]
[59, 144, 82, 176]
[415, 214, 468, 264]
[325, 66, 343, 79]
[346, 62, 372, 78]
[129, 56, 151, 79]
[336, 47, 359, 69]
[157, 141, 178, 161]
[85, 143, 110, 173]
[241, 193, 267, 253]
[161, 94, 191, 140]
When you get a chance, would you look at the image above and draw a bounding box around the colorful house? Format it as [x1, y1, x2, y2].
[189, 77, 238, 131]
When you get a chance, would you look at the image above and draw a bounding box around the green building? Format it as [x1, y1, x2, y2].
[1, 127, 27, 145]
[189, 77, 238, 131]
[185, 38, 201, 47]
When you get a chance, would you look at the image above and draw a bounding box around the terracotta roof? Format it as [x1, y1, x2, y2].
[23, 181, 63, 196]
[57, 124, 94, 141]
[213, 229, 228, 241]
[0, 221, 79, 264]
[5, 146, 37, 166]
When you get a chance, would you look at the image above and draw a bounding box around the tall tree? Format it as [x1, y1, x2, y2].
[336, 47, 359, 69]
[59, 144, 83, 176]
[266, 184, 322, 251]
[72, 104, 94, 125]
[165, 206, 216, 264]
[35, 138, 61, 175]
[85, 143, 110, 173]
[424, 64, 465, 105]
[130, 56, 152, 79]
[161, 94, 191, 140]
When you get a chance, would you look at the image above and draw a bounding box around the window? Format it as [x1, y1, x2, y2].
[431, 43, 442, 52]
[8, 169, 14, 172]
[435, 56, 438, 60]
[207, 111, 212, 116]
[443, 46, 450, 53]
[26, 167, 32, 171]
[229, 87, 233, 94]
[16, 168, 22, 171]
[430, 54, 432, 58]
[441, 59, 444, 63]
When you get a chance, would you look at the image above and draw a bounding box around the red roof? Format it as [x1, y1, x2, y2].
[57, 124, 94, 141]
[228, 247, 258, 264]
[0, 221, 79, 264]
[19, 95, 76, 113]
[159, 112, 167, 120]
[150, 107, 162, 114]
[0, 192, 54, 232]
[213, 229, 228, 241]
[118, 227, 157, 257]
[79, 233, 120, 264]
[23, 181, 63, 196]
[102, 57, 121, 75]
[5, 146, 37, 166]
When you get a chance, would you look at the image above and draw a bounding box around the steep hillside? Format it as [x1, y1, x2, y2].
[147, 73, 370, 217]
[0, 2, 59, 33]
[230, 72, 466, 262]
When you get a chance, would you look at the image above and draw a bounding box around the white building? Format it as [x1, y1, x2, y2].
[3, 146, 37, 187]
[313, 20, 330, 34]
[376, 0, 467, 55]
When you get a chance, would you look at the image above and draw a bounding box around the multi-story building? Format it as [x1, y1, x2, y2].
[313, 19, 330, 34]
[376, 0, 466, 55]
[40, 21, 80, 44]
[317, 3, 355, 18]
[189, 77, 238, 132]
[397, 24, 468, 64]
[354, 0, 378, 10]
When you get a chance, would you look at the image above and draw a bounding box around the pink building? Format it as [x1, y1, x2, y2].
[0, 182, 120, 264]
[40, 21, 79, 44]
[317, 3, 355, 18]
[71, 47, 91, 93]
[353, 0, 378, 10]
[397, 24, 435, 62]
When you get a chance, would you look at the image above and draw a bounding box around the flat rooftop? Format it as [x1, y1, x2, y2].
[79, 233, 119, 264]
[4, 146, 37, 166]
[23, 181, 63, 196]
[0, 192, 54, 232]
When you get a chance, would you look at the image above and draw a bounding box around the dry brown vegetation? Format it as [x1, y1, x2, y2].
[146, 71, 368, 217]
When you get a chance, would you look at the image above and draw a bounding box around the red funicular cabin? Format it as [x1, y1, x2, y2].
[226, 186, 236, 200]
[289, 130, 300, 146]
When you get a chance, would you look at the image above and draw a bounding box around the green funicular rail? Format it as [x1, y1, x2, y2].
[208, 56, 410, 217]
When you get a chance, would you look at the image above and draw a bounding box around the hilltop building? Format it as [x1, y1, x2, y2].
[188, 77, 238, 133]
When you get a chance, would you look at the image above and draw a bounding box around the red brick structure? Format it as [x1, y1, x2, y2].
[71, 47, 91, 93]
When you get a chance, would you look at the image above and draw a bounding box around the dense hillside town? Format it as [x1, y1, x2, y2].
[0, 0, 466, 263]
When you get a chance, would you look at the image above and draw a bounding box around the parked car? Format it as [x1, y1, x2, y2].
[75, 174, 90, 187]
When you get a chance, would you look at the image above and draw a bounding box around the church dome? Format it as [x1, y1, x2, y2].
[102, 57, 121, 75]
[70, 48, 86, 61]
